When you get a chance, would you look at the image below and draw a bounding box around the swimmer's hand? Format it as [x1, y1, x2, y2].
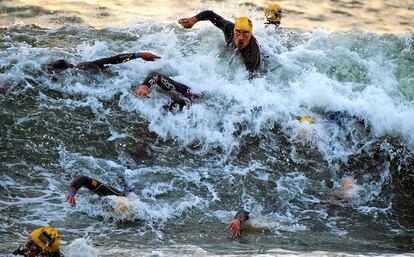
[178, 17, 197, 29]
[228, 219, 241, 237]
[65, 191, 77, 207]
[132, 85, 149, 98]
[139, 52, 161, 62]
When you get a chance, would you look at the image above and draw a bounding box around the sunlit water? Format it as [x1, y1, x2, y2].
[1, 0, 414, 256]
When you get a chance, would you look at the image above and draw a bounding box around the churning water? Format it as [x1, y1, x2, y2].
[1, 0, 414, 256]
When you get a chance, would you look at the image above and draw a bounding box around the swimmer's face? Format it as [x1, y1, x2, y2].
[342, 178, 353, 191]
[233, 29, 252, 49]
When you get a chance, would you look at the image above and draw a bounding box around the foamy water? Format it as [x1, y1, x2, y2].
[1, 0, 414, 256]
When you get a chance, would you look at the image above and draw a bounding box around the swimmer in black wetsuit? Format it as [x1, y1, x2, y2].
[44, 51, 160, 73]
[65, 176, 125, 207]
[179, 11, 261, 72]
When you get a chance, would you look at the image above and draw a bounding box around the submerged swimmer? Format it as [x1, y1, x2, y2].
[13, 227, 63, 257]
[227, 210, 270, 237]
[179, 11, 261, 73]
[228, 210, 250, 237]
[330, 177, 355, 203]
[43, 51, 160, 73]
[65, 175, 125, 207]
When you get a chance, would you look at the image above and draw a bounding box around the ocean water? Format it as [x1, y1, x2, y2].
[1, 0, 414, 256]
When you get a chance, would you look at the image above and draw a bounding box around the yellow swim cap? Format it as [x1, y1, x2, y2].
[234, 17, 253, 33]
[299, 117, 315, 124]
[31, 227, 61, 252]
[265, 4, 283, 24]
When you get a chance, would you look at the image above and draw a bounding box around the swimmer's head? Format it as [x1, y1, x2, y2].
[341, 177, 354, 191]
[233, 17, 253, 49]
[31, 227, 61, 252]
[264, 4, 283, 25]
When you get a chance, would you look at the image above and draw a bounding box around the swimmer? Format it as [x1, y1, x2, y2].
[327, 176, 356, 205]
[336, 177, 355, 200]
[179, 11, 261, 72]
[228, 210, 272, 237]
[228, 210, 250, 237]
[13, 227, 62, 257]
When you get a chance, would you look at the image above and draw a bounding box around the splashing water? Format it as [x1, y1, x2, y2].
[1, 0, 414, 256]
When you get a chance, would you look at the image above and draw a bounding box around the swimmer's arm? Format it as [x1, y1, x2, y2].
[228, 210, 250, 237]
[131, 72, 159, 98]
[194, 10, 233, 31]
[76, 52, 160, 69]
[68, 176, 95, 194]
[107, 52, 161, 64]
[66, 176, 99, 207]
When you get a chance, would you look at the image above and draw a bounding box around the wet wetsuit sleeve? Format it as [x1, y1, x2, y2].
[142, 72, 191, 95]
[76, 53, 139, 69]
[242, 38, 261, 73]
[195, 11, 234, 41]
[68, 176, 125, 197]
[234, 210, 250, 223]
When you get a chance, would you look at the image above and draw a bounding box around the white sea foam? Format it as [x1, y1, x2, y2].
[65, 238, 99, 257]
[1, 17, 413, 255]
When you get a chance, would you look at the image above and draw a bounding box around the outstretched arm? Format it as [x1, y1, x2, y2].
[228, 210, 250, 237]
[76, 52, 160, 69]
[179, 10, 233, 31]
[66, 176, 125, 207]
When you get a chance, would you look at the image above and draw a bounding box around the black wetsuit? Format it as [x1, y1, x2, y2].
[195, 10, 261, 72]
[141, 71, 202, 110]
[142, 72, 191, 96]
[13, 240, 63, 257]
[44, 53, 140, 73]
[68, 176, 125, 197]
